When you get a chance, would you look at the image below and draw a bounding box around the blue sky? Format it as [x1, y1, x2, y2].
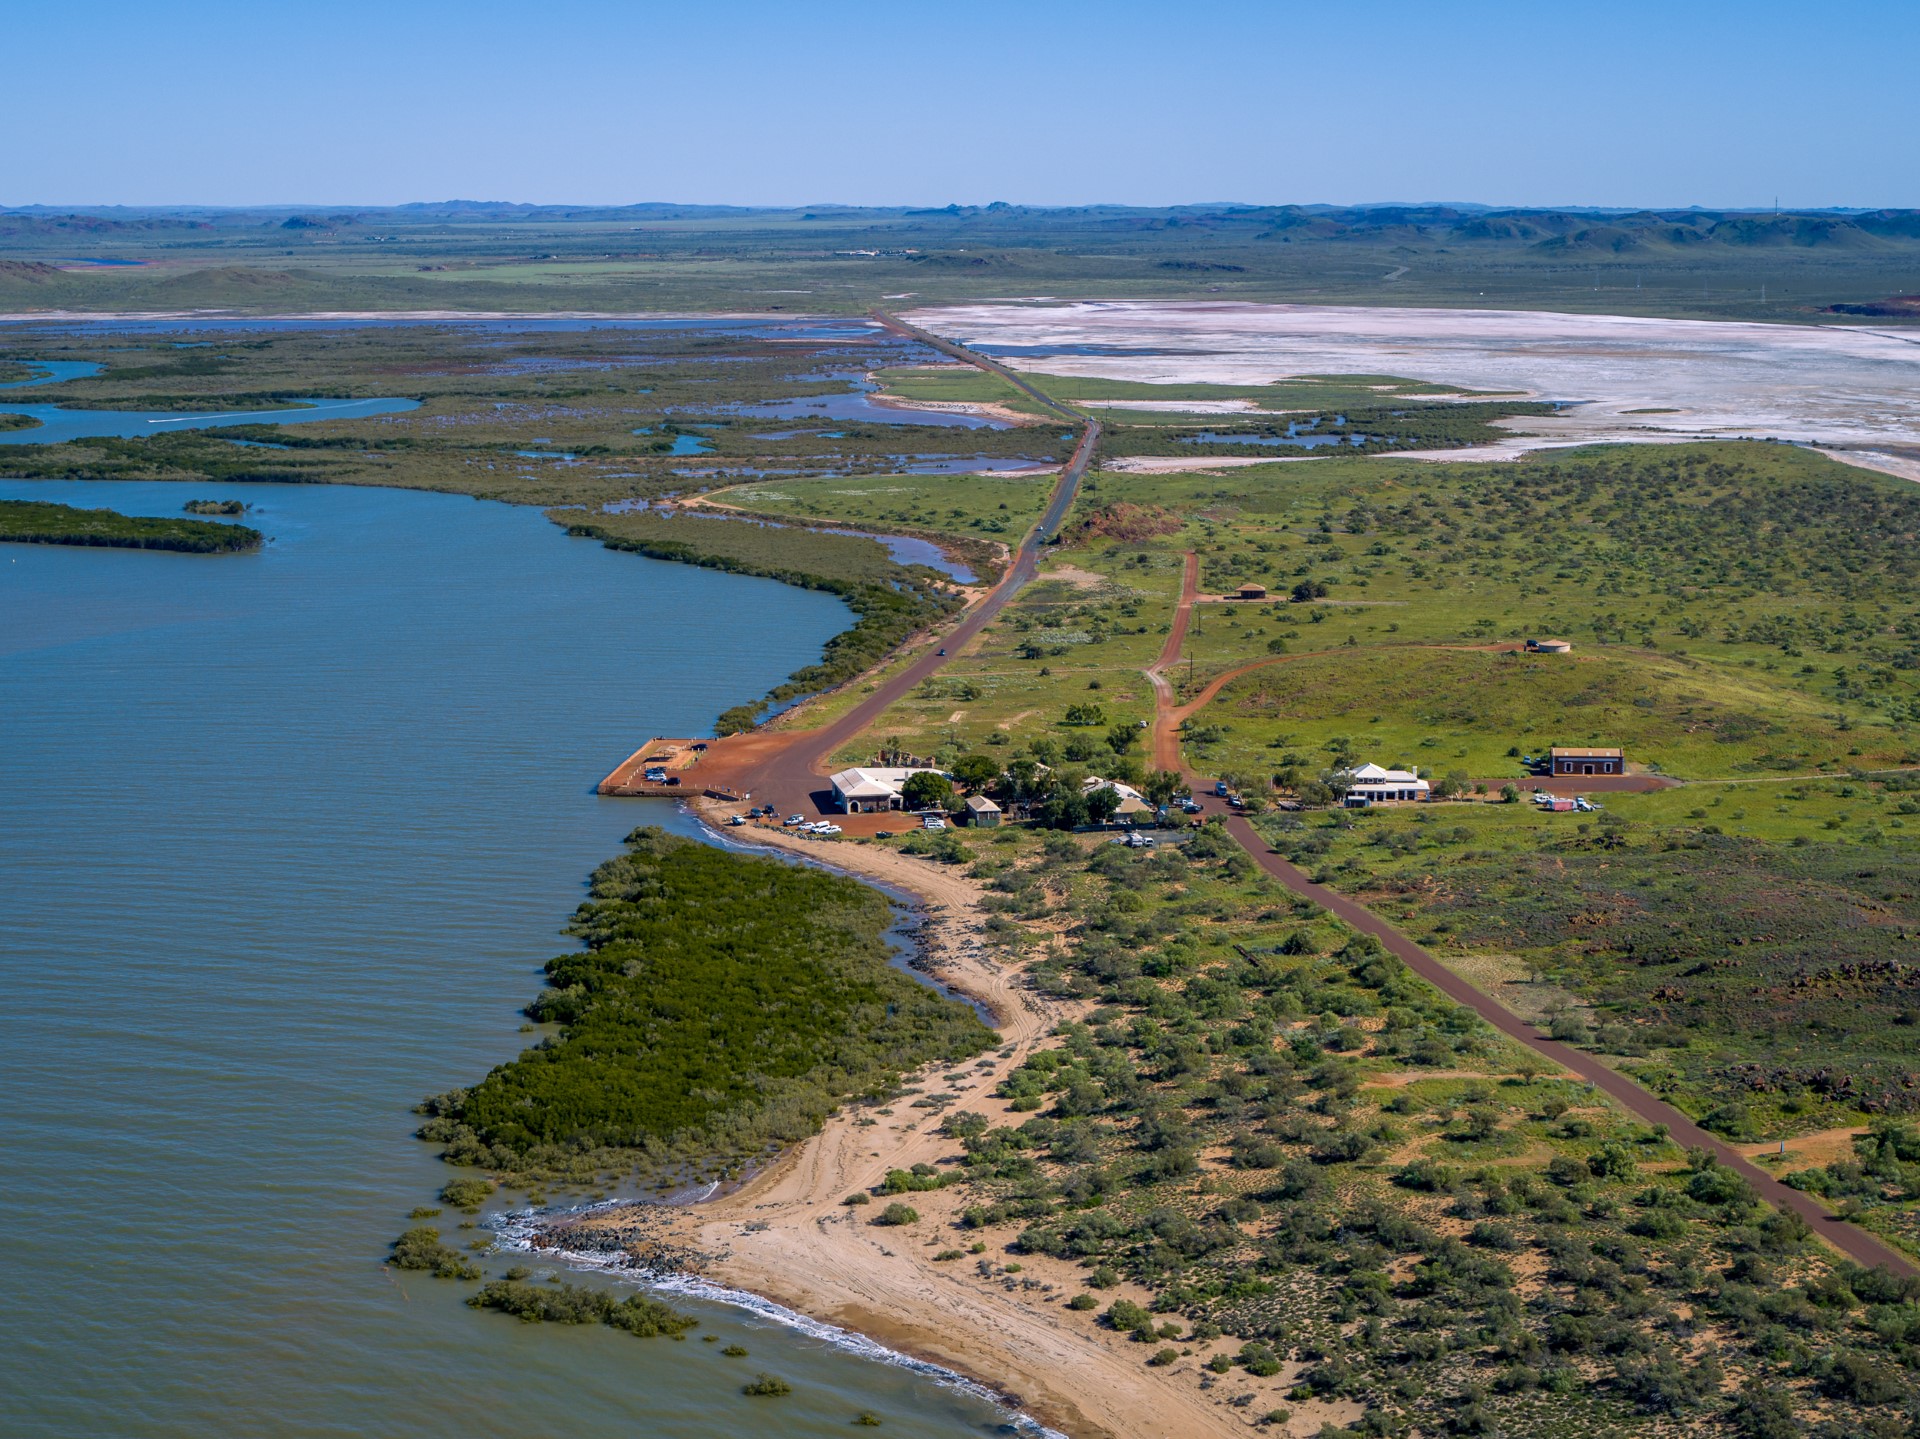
[9, 0, 1917, 209]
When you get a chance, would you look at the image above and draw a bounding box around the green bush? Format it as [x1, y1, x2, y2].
[388, 1227, 479, 1281]
[876, 1203, 920, 1226]
[742, 1374, 792, 1397]
[465, 1278, 697, 1338]
[440, 1178, 494, 1209]
[423, 829, 993, 1176]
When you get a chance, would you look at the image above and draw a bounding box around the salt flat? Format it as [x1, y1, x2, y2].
[907, 300, 1920, 472]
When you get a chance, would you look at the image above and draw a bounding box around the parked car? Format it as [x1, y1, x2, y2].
[784, 814, 806, 826]
[727, 814, 746, 826]
[923, 815, 947, 831]
[1181, 800, 1203, 814]
[817, 823, 843, 836]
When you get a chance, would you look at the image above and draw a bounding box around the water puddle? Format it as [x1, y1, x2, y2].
[706, 371, 1007, 429]
[1179, 423, 1370, 449]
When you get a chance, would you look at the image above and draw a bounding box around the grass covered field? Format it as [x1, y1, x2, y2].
[708, 468, 1055, 542]
[1195, 646, 1895, 784]
[420, 827, 994, 1183]
[0, 497, 260, 552]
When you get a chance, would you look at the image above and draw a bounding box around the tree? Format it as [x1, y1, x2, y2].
[1106, 723, 1139, 755]
[1143, 769, 1183, 807]
[1064, 702, 1107, 727]
[900, 771, 953, 812]
[1085, 785, 1122, 825]
[951, 753, 1001, 792]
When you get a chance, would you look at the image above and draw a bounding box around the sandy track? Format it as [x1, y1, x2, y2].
[565, 821, 1252, 1439]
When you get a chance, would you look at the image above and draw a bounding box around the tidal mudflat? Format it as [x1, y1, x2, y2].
[912, 300, 1920, 475]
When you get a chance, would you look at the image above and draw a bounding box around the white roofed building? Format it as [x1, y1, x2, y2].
[829, 766, 948, 813]
[1084, 774, 1154, 816]
[1343, 763, 1429, 804]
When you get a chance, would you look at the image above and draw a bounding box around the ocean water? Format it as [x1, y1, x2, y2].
[0, 478, 1019, 1438]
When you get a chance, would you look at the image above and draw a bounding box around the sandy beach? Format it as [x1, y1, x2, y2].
[538, 816, 1329, 1439]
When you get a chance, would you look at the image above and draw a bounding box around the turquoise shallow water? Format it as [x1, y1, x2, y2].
[0, 478, 1015, 1438]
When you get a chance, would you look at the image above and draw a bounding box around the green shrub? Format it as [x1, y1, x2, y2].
[388, 1226, 480, 1281]
[424, 829, 993, 1176]
[742, 1374, 792, 1397]
[876, 1203, 920, 1226]
[440, 1178, 495, 1209]
[1067, 1293, 1097, 1311]
[465, 1278, 697, 1337]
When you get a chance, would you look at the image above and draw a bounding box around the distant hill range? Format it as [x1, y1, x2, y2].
[3, 202, 1919, 253]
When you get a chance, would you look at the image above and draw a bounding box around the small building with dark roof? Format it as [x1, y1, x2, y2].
[1550, 746, 1623, 776]
[964, 794, 1003, 827]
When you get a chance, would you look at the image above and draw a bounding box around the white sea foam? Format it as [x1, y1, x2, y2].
[493, 1204, 1066, 1438]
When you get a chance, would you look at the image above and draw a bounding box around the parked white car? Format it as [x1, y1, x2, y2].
[923, 815, 947, 831]
[784, 814, 806, 826]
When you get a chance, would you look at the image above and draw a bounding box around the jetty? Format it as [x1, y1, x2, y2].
[597, 737, 733, 797]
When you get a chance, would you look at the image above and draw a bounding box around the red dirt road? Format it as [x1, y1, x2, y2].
[645, 320, 1102, 817]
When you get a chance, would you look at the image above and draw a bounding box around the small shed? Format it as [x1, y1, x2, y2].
[1236, 583, 1268, 600]
[1550, 746, 1623, 776]
[964, 794, 1003, 827]
[1526, 638, 1573, 654]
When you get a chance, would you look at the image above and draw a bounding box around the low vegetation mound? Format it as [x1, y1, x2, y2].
[467, 1275, 698, 1338]
[420, 827, 993, 1179]
[1064, 501, 1183, 545]
[0, 498, 261, 553]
